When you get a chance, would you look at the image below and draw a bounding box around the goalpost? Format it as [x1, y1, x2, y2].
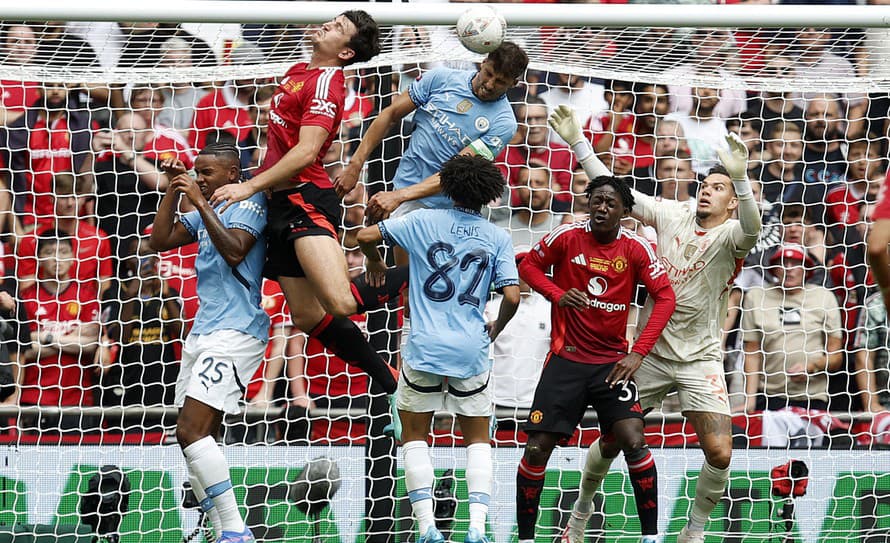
[0, 2, 889, 542]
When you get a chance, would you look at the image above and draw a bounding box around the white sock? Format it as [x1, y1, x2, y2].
[465, 442, 492, 532]
[189, 472, 223, 539]
[183, 436, 245, 534]
[403, 440, 436, 534]
[688, 461, 730, 532]
[575, 439, 615, 516]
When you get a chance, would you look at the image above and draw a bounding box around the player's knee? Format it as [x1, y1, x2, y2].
[524, 439, 554, 466]
[618, 435, 647, 455]
[320, 295, 355, 320]
[705, 446, 732, 470]
[175, 422, 203, 450]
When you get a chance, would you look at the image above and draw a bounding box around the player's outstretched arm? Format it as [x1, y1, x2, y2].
[357, 224, 389, 287]
[487, 284, 520, 341]
[717, 133, 762, 250]
[334, 91, 418, 198]
[548, 105, 611, 181]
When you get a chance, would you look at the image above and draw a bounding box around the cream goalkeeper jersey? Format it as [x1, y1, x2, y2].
[633, 193, 756, 363]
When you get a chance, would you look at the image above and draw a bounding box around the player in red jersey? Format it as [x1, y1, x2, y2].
[514, 176, 676, 543]
[209, 12, 406, 397]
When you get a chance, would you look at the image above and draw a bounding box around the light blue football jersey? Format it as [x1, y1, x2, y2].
[379, 207, 519, 378]
[396, 67, 517, 209]
[180, 191, 270, 342]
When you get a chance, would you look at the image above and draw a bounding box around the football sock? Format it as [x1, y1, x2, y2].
[626, 447, 658, 536]
[575, 438, 616, 516]
[183, 436, 245, 534]
[516, 456, 547, 540]
[466, 442, 492, 532]
[688, 461, 730, 532]
[310, 314, 397, 393]
[350, 266, 409, 313]
[404, 441, 436, 534]
[189, 472, 222, 539]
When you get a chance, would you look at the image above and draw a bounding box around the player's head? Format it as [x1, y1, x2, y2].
[312, 11, 380, 66]
[195, 143, 242, 200]
[439, 155, 506, 211]
[585, 176, 634, 237]
[696, 165, 737, 223]
[36, 229, 74, 280]
[473, 41, 528, 102]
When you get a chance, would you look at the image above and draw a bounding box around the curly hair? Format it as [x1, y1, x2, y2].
[342, 10, 380, 65]
[440, 155, 506, 211]
[584, 175, 635, 210]
[486, 41, 529, 81]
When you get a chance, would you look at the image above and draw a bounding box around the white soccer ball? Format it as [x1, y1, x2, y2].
[456, 5, 507, 54]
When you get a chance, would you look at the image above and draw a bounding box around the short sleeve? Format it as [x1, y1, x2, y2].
[492, 232, 519, 291]
[301, 68, 344, 132]
[822, 290, 843, 339]
[378, 214, 415, 250]
[476, 114, 516, 160]
[224, 193, 268, 240]
[408, 68, 445, 108]
[179, 210, 200, 240]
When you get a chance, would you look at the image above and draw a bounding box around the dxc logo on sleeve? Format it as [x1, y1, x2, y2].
[309, 98, 337, 118]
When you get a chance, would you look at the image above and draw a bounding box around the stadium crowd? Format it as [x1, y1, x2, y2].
[0, 16, 888, 450]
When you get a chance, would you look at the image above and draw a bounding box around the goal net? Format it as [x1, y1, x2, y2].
[0, 4, 889, 542]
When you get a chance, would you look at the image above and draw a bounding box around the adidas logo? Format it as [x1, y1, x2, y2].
[571, 254, 586, 266]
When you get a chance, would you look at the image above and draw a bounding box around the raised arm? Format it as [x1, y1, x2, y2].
[716, 133, 762, 252]
[148, 180, 194, 253]
[333, 91, 418, 197]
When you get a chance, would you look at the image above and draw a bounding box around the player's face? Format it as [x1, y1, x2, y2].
[194, 155, 239, 200]
[311, 15, 358, 62]
[696, 173, 736, 220]
[587, 184, 626, 235]
[472, 61, 517, 102]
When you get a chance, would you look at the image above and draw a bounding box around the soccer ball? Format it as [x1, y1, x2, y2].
[456, 5, 507, 54]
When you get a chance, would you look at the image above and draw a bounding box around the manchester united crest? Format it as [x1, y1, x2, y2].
[611, 256, 628, 273]
[529, 410, 543, 424]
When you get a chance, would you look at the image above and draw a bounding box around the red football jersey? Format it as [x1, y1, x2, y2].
[520, 222, 676, 364]
[19, 282, 100, 406]
[16, 222, 113, 289]
[0, 80, 40, 111]
[256, 63, 345, 190]
[143, 125, 196, 169]
[190, 87, 254, 151]
[24, 116, 76, 222]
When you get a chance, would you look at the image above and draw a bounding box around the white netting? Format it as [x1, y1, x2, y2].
[0, 5, 889, 543]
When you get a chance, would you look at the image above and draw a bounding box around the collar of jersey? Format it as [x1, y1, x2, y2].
[455, 206, 481, 217]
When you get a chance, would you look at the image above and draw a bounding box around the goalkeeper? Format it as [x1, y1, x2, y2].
[549, 105, 762, 543]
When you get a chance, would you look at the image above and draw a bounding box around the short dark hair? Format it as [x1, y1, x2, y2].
[439, 155, 506, 211]
[485, 41, 528, 81]
[706, 164, 731, 179]
[342, 10, 380, 65]
[36, 229, 73, 254]
[584, 175, 635, 210]
[199, 143, 242, 173]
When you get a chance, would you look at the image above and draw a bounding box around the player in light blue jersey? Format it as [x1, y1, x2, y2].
[335, 42, 529, 224]
[149, 144, 268, 543]
[358, 155, 521, 543]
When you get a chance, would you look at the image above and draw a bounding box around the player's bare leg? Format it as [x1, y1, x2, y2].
[401, 410, 443, 543]
[679, 411, 732, 543]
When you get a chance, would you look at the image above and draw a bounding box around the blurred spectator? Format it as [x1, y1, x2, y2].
[248, 86, 274, 172]
[540, 72, 607, 144]
[853, 292, 890, 412]
[0, 24, 40, 126]
[589, 82, 667, 190]
[801, 96, 847, 185]
[13, 232, 101, 409]
[244, 279, 293, 409]
[741, 243, 844, 412]
[94, 112, 166, 270]
[129, 86, 197, 171]
[97, 249, 182, 410]
[190, 73, 257, 168]
[665, 29, 748, 119]
[129, 86, 165, 129]
[0, 82, 98, 227]
[485, 271, 550, 442]
[745, 57, 804, 138]
[567, 167, 590, 219]
[752, 121, 804, 203]
[666, 86, 728, 176]
[654, 117, 686, 160]
[35, 22, 99, 68]
[500, 163, 568, 248]
[155, 37, 209, 135]
[792, 28, 863, 105]
[655, 152, 697, 206]
[116, 23, 216, 69]
[498, 96, 575, 205]
[825, 137, 884, 227]
[727, 115, 764, 174]
[15, 173, 113, 296]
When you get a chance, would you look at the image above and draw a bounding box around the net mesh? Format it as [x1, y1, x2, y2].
[0, 13, 888, 543]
